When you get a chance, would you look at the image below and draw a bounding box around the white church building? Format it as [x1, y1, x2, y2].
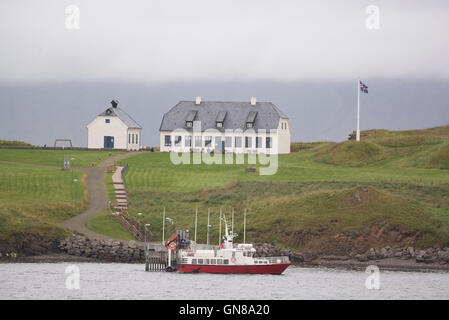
[87, 100, 142, 150]
[159, 97, 291, 154]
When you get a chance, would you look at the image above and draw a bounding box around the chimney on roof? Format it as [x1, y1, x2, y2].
[111, 100, 119, 108]
[195, 96, 201, 105]
[250, 97, 257, 106]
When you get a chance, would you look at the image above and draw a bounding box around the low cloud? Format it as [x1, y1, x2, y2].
[0, 0, 448, 84]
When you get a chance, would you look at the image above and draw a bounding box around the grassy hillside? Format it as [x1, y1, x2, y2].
[117, 125, 449, 252]
[0, 149, 124, 168]
[315, 125, 449, 168]
[128, 182, 448, 252]
[0, 163, 86, 245]
[0, 149, 126, 249]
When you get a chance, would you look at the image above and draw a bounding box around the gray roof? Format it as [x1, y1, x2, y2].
[160, 101, 288, 132]
[98, 107, 142, 129]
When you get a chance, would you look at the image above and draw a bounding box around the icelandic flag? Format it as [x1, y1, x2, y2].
[360, 81, 368, 93]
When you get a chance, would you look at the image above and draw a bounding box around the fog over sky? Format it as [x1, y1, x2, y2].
[0, 0, 448, 146]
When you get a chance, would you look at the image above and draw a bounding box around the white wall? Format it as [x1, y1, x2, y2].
[127, 128, 141, 151]
[277, 118, 291, 154]
[87, 115, 140, 150]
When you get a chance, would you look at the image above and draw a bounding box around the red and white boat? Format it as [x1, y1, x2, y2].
[165, 217, 291, 275]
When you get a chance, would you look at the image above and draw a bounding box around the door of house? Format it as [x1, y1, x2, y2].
[104, 136, 114, 148]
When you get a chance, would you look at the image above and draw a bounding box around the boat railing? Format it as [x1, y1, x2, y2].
[264, 256, 290, 264]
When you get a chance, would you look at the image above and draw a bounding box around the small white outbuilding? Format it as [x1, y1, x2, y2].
[87, 100, 142, 150]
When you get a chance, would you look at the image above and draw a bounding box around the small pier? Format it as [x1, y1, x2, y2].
[145, 248, 177, 272]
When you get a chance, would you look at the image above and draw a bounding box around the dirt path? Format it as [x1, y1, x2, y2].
[63, 152, 140, 240]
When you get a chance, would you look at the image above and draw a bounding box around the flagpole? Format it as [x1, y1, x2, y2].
[357, 78, 360, 142]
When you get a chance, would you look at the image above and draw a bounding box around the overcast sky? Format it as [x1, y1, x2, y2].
[0, 1, 448, 146]
[1, 0, 448, 83]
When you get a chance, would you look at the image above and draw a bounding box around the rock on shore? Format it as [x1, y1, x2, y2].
[58, 235, 145, 263]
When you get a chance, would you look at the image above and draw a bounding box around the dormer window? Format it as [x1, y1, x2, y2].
[215, 111, 227, 129]
[246, 111, 257, 130]
[185, 110, 197, 129]
[105, 119, 110, 123]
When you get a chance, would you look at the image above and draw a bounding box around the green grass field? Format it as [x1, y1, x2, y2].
[0, 148, 126, 246]
[120, 125, 449, 252]
[0, 162, 86, 244]
[0, 149, 124, 168]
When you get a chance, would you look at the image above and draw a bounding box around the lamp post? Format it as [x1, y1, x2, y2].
[144, 222, 150, 271]
[162, 207, 165, 245]
[207, 208, 211, 246]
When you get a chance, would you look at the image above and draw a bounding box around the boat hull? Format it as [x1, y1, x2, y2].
[177, 262, 291, 275]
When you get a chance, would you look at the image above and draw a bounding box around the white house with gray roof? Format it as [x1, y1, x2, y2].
[87, 100, 142, 150]
[159, 97, 290, 154]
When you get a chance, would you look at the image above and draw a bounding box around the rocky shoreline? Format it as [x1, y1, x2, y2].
[1, 235, 449, 272]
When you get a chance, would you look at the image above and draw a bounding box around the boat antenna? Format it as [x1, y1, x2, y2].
[244, 208, 246, 244]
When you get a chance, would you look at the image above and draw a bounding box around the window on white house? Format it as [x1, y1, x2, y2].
[235, 136, 242, 148]
[175, 135, 182, 146]
[136, 134, 138, 145]
[129, 134, 131, 144]
[205, 136, 212, 147]
[164, 135, 171, 147]
[256, 137, 262, 148]
[195, 136, 202, 147]
[186, 121, 193, 128]
[105, 119, 110, 123]
[185, 136, 192, 147]
[132, 134, 135, 144]
[245, 136, 252, 148]
[266, 137, 272, 149]
[246, 122, 253, 129]
[216, 122, 223, 128]
[225, 136, 232, 148]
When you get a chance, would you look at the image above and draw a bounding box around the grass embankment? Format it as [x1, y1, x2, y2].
[0, 163, 86, 245]
[85, 211, 135, 240]
[0, 149, 124, 168]
[0, 140, 32, 147]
